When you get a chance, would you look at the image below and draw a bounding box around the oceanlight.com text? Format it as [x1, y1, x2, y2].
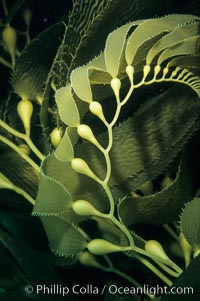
[24, 283, 194, 298]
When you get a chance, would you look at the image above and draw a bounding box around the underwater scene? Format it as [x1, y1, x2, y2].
[0, 0, 200, 300]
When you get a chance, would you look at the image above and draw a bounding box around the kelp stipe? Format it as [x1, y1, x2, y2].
[33, 14, 200, 295]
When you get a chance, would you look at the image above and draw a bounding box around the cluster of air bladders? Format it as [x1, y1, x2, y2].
[33, 14, 200, 289]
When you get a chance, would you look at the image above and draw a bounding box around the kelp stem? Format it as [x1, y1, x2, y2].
[0, 119, 44, 161]
[0, 56, 12, 69]
[133, 253, 173, 287]
[2, 0, 8, 16]
[12, 184, 35, 205]
[163, 224, 179, 242]
[0, 135, 40, 174]
[102, 255, 154, 299]
[153, 261, 180, 278]
[131, 246, 183, 275]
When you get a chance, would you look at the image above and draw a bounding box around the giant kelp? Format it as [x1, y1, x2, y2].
[33, 13, 200, 297]
[1, 1, 200, 300]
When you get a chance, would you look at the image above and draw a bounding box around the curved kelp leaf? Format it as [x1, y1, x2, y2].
[125, 15, 199, 66]
[146, 17, 200, 65]
[86, 53, 112, 84]
[167, 55, 200, 69]
[32, 168, 73, 216]
[12, 22, 64, 101]
[158, 36, 200, 65]
[40, 215, 87, 257]
[117, 158, 194, 226]
[55, 85, 80, 126]
[54, 127, 75, 162]
[38, 153, 109, 213]
[180, 198, 200, 249]
[105, 21, 141, 77]
[33, 151, 88, 227]
[71, 66, 93, 103]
